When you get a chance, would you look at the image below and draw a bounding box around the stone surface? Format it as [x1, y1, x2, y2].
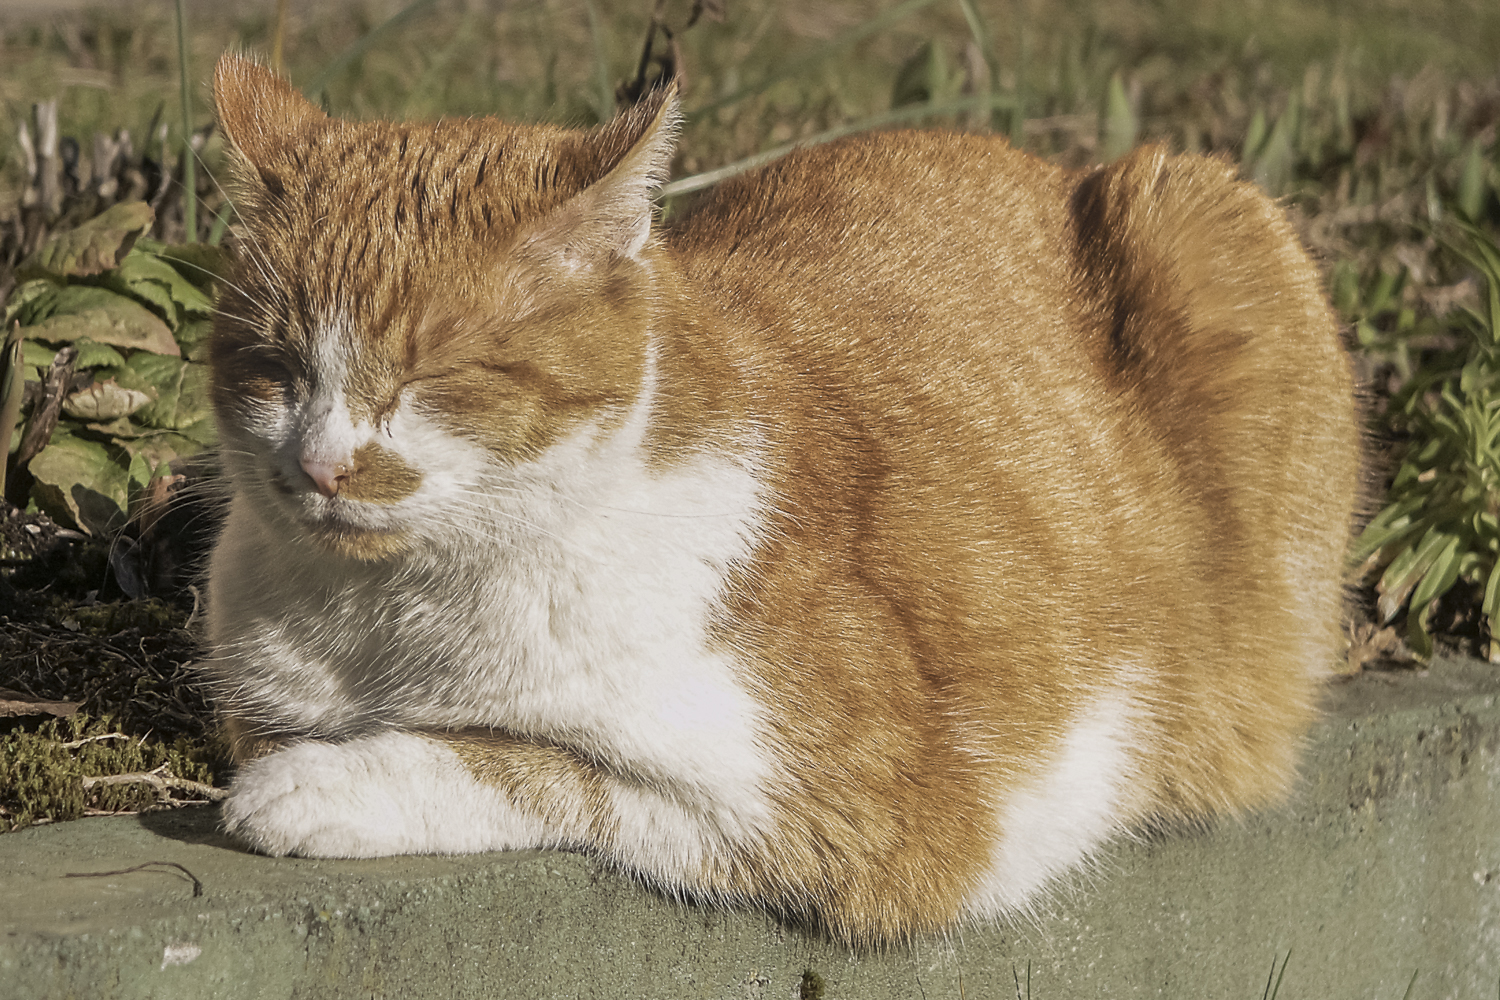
[3, 656, 1498, 999]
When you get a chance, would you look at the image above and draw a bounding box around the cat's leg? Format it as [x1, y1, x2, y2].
[221, 731, 558, 858]
[220, 715, 297, 764]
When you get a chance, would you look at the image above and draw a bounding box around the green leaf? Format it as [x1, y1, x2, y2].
[101, 248, 215, 326]
[1408, 533, 1463, 610]
[21, 339, 60, 369]
[110, 429, 211, 470]
[68, 338, 127, 370]
[86, 416, 146, 438]
[25, 286, 180, 357]
[26, 428, 130, 535]
[151, 242, 230, 291]
[1376, 526, 1447, 622]
[110, 353, 213, 433]
[174, 318, 213, 361]
[1250, 91, 1300, 197]
[1, 327, 22, 487]
[1240, 108, 1267, 171]
[4, 278, 61, 327]
[1457, 139, 1488, 223]
[1407, 603, 1435, 662]
[1330, 260, 1361, 317]
[20, 201, 154, 279]
[1482, 561, 1500, 621]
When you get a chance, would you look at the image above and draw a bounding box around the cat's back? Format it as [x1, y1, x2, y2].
[669, 130, 1081, 338]
[664, 129, 1360, 852]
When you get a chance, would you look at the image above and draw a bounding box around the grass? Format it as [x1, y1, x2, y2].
[0, 0, 1497, 826]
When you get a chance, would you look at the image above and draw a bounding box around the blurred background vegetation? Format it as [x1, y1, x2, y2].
[0, 0, 1498, 827]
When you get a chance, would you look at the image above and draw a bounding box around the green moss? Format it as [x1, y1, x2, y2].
[65, 598, 186, 637]
[0, 713, 218, 832]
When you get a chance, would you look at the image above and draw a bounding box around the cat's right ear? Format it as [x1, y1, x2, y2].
[213, 53, 327, 196]
[520, 85, 681, 270]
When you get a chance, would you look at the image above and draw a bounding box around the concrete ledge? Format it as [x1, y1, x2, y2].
[3, 657, 1499, 1000]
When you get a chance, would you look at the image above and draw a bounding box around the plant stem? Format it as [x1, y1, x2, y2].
[659, 92, 1016, 199]
[175, 0, 196, 241]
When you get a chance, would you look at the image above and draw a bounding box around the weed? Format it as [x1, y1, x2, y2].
[1354, 223, 1500, 658]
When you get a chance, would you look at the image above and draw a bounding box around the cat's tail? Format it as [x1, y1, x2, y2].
[1068, 146, 1362, 813]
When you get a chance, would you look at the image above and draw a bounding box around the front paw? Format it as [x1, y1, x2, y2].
[222, 731, 532, 857]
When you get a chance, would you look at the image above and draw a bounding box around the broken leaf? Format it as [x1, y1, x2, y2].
[62, 378, 154, 421]
[21, 201, 154, 279]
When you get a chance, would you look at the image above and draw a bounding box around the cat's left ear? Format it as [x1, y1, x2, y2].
[524, 84, 680, 269]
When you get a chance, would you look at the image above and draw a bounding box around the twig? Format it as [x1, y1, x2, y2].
[184, 584, 203, 631]
[82, 765, 228, 802]
[65, 861, 204, 897]
[14, 345, 77, 466]
[61, 731, 129, 748]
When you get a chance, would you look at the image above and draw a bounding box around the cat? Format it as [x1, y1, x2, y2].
[204, 52, 1360, 945]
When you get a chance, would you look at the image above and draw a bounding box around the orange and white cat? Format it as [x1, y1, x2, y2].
[205, 53, 1359, 944]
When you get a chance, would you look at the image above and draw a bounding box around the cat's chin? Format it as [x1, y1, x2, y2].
[301, 521, 413, 562]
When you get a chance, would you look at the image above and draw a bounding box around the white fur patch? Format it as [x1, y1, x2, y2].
[210, 335, 776, 866]
[222, 731, 552, 857]
[964, 687, 1141, 917]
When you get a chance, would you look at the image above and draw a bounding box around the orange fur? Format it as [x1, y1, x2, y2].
[209, 54, 1359, 945]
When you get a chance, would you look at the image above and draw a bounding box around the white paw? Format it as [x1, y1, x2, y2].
[222, 731, 543, 857]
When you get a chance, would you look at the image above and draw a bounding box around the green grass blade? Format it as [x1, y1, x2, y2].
[1458, 139, 1487, 221]
[1408, 532, 1463, 610]
[1268, 949, 1291, 1000]
[1101, 73, 1137, 162]
[690, 0, 945, 116]
[582, 0, 615, 124]
[174, 0, 196, 242]
[955, 0, 993, 67]
[1482, 559, 1500, 622]
[207, 203, 232, 246]
[1353, 512, 1421, 562]
[305, 0, 441, 104]
[660, 93, 1016, 199]
[0, 323, 24, 498]
[1377, 526, 1446, 622]
[955, 0, 1010, 136]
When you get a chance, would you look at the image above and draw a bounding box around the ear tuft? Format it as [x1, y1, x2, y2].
[213, 53, 327, 187]
[525, 83, 681, 268]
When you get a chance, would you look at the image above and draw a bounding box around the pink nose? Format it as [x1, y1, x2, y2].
[300, 455, 351, 498]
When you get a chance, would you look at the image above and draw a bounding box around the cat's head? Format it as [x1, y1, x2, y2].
[209, 54, 679, 560]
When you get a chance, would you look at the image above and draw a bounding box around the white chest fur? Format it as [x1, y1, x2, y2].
[208, 347, 773, 825]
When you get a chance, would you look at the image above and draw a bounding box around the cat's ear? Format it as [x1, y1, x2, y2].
[213, 53, 327, 195]
[523, 85, 681, 269]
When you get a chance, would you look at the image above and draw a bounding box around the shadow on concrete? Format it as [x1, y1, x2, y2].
[136, 803, 241, 852]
